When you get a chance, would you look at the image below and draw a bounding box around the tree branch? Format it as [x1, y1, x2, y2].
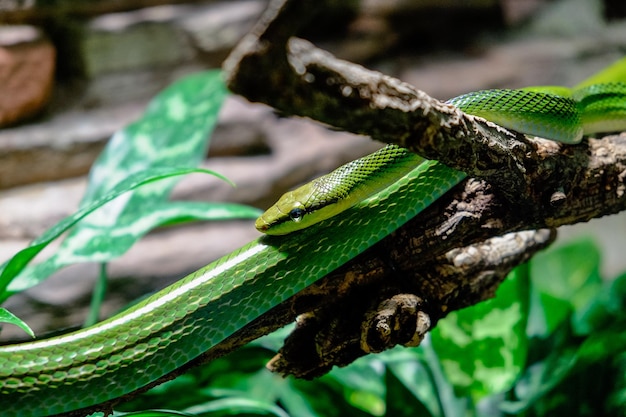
[224, 0, 626, 221]
[218, 0, 626, 376]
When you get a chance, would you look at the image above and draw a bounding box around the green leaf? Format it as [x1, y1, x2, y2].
[14, 201, 260, 295]
[287, 376, 374, 417]
[384, 347, 444, 417]
[503, 239, 626, 415]
[576, 321, 626, 365]
[431, 266, 529, 400]
[384, 367, 432, 417]
[501, 341, 578, 414]
[526, 291, 571, 338]
[45, 70, 229, 268]
[0, 307, 35, 338]
[0, 70, 233, 300]
[82, 70, 228, 204]
[528, 239, 603, 335]
[530, 239, 601, 301]
[505, 322, 626, 416]
[326, 357, 386, 415]
[153, 202, 262, 227]
[0, 167, 221, 299]
[184, 397, 290, 417]
[114, 411, 195, 417]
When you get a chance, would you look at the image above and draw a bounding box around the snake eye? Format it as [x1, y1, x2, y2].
[289, 208, 306, 223]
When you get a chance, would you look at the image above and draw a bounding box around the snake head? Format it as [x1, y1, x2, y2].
[255, 189, 310, 235]
[255, 179, 342, 235]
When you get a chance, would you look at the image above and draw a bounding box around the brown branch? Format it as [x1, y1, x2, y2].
[219, 0, 626, 376]
[224, 0, 626, 222]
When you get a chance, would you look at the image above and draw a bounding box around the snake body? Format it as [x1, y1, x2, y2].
[1, 69, 626, 415]
[0, 160, 463, 417]
[256, 82, 626, 235]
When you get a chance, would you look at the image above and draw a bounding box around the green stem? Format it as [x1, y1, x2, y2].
[84, 262, 108, 328]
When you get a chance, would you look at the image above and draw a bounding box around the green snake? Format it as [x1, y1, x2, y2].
[255, 82, 626, 235]
[1, 63, 626, 416]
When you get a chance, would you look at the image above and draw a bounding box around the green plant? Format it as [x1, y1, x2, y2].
[0, 70, 259, 332]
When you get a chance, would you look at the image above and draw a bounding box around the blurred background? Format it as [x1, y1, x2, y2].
[0, 0, 625, 340]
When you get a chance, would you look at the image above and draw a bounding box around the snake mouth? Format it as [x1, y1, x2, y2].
[254, 217, 270, 232]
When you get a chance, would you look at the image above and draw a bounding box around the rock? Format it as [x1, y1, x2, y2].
[398, 23, 626, 100]
[0, 25, 55, 127]
[178, 0, 266, 63]
[499, 0, 546, 25]
[361, 0, 504, 53]
[64, 6, 195, 78]
[55, 0, 268, 78]
[0, 102, 145, 189]
[51, 1, 266, 107]
[527, 0, 604, 36]
[0, 80, 271, 190]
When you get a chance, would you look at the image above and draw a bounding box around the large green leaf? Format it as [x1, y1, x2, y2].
[81, 70, 227, 204]
[503, 240, 625, 415]
[430, 266, 530, 400]
[1, 71, 239, 299]
[0, 167, 223, 299]
[386, 344, 467, 417]
[527, 239, 602, 336]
